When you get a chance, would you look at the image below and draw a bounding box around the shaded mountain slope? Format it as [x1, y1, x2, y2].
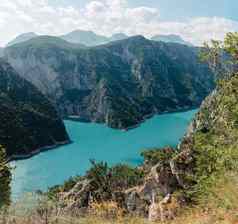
[0, 58, 69, 158]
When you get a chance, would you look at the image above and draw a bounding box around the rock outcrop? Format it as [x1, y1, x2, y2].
[4, 35, 214, 129]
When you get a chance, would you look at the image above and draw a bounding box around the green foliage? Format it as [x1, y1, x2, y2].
[224, 32, 238, 60]
[47, 176, 82, 200]
[47, 161, 144, 202]
[0, 145, 11, 208]
[186, 73, 238, 200]
[141, 147, 177, 166]
[187, 33, 238, 200]
[109, 164, 145, 190]
[200, 39, 223, 76]
[200, 32, 238, 79]
[86, 160, 144, 201]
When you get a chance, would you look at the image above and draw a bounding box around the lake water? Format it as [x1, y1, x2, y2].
[11, 109, 197, 200]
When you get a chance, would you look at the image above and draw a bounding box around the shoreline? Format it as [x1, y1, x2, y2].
[8, 140, 72, 162]
[9, 107, 198, 162]
[65, 106, 198, 132]
[123, 106, 198, 131]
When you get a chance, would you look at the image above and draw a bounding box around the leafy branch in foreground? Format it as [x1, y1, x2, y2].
[200, 32, 238, 79]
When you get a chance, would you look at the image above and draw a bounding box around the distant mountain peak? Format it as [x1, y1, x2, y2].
[126, 35, 150, 44]
[60, 30, 108, 46]
[151, 34, 193, 46]
[7, 32, 38, 47]
[110, 33, 129, 41]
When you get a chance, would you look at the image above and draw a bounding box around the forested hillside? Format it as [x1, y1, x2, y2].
[0, 58, 69, 158]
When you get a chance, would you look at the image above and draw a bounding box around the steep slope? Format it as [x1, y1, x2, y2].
[0, 58, 69, 158]
[151, 34, 193, 46]
[7, 32, 38, 47]
[4, 35, 214, 129]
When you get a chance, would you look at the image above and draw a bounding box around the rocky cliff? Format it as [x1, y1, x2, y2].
[0, 58, 69, 158]
[4, 35, 214, 129]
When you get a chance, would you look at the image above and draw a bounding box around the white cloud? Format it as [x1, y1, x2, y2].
[0, 0, 237, 46]
[126, 7, 159, 23]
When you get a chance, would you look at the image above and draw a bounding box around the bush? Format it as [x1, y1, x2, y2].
[86, 160, 144, 201]
[141, 147, 177, 166]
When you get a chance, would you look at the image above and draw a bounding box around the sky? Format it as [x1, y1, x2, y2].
[0, 0, 237, 46]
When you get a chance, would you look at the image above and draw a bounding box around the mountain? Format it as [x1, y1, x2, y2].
[7, 32, 38, 47]
[109, 33, 129, 42]
[60, 30, 108, 46]
[151, 34, 193, 46]
[4, 35, 215, 129]
[6, 31, 128, 48]
[61, 30, 128, 46]
[0, 58, 69, 158]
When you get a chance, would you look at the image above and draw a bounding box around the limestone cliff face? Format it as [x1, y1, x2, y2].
[4, 36, 214, 129]
[0, 58, 69, 158]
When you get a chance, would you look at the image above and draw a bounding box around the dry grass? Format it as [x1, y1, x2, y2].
[88, 201, 125, 219]
[1, 173, 238, 224]
[1, 209, 238, 224]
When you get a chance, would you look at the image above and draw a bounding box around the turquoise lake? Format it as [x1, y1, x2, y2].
[11, 109, 197, 200]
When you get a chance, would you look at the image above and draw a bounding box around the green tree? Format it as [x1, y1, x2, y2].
[200, 32, 238, 79]
[0, 145, 11, 208]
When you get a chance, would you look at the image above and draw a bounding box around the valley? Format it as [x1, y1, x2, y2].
[0, 0, 236, 222]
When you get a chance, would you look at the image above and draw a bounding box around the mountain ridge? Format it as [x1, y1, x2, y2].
[7, 32, 38, 47]
[6, 31, 193, 47]
[151, 34, 193, 46]
[4, 35, 215, 129]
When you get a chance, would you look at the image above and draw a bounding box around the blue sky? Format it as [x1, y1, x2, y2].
[131, 0, 237, 21]
[0, 0, 237, 46]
